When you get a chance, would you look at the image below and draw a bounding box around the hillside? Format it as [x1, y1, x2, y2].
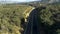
[0, 4, 33, 34]
[0, 1, 60, 34]
[38, 4, 60, 34]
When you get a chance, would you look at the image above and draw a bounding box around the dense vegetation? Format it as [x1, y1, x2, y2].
[38, 4, 60, 34]
[39, 4, 60, 25]
[0, 5, 33, 34]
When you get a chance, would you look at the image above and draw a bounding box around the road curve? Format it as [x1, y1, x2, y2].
[23, 7, 46, 34]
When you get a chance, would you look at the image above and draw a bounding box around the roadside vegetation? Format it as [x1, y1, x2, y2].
[0, 5, 33, 34]
[38, 4, 60, 34]
[39, 4, 60, 25]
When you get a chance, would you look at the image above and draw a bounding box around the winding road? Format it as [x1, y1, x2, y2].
[23, 7, 46, 34]
[23, 6, 60, 34]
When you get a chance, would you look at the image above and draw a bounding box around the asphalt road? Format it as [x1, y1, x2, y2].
[23, 7, 60, 34]
[23, 8, 41, 34]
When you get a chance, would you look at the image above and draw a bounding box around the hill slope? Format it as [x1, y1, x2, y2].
[0, 4, 33, 34]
